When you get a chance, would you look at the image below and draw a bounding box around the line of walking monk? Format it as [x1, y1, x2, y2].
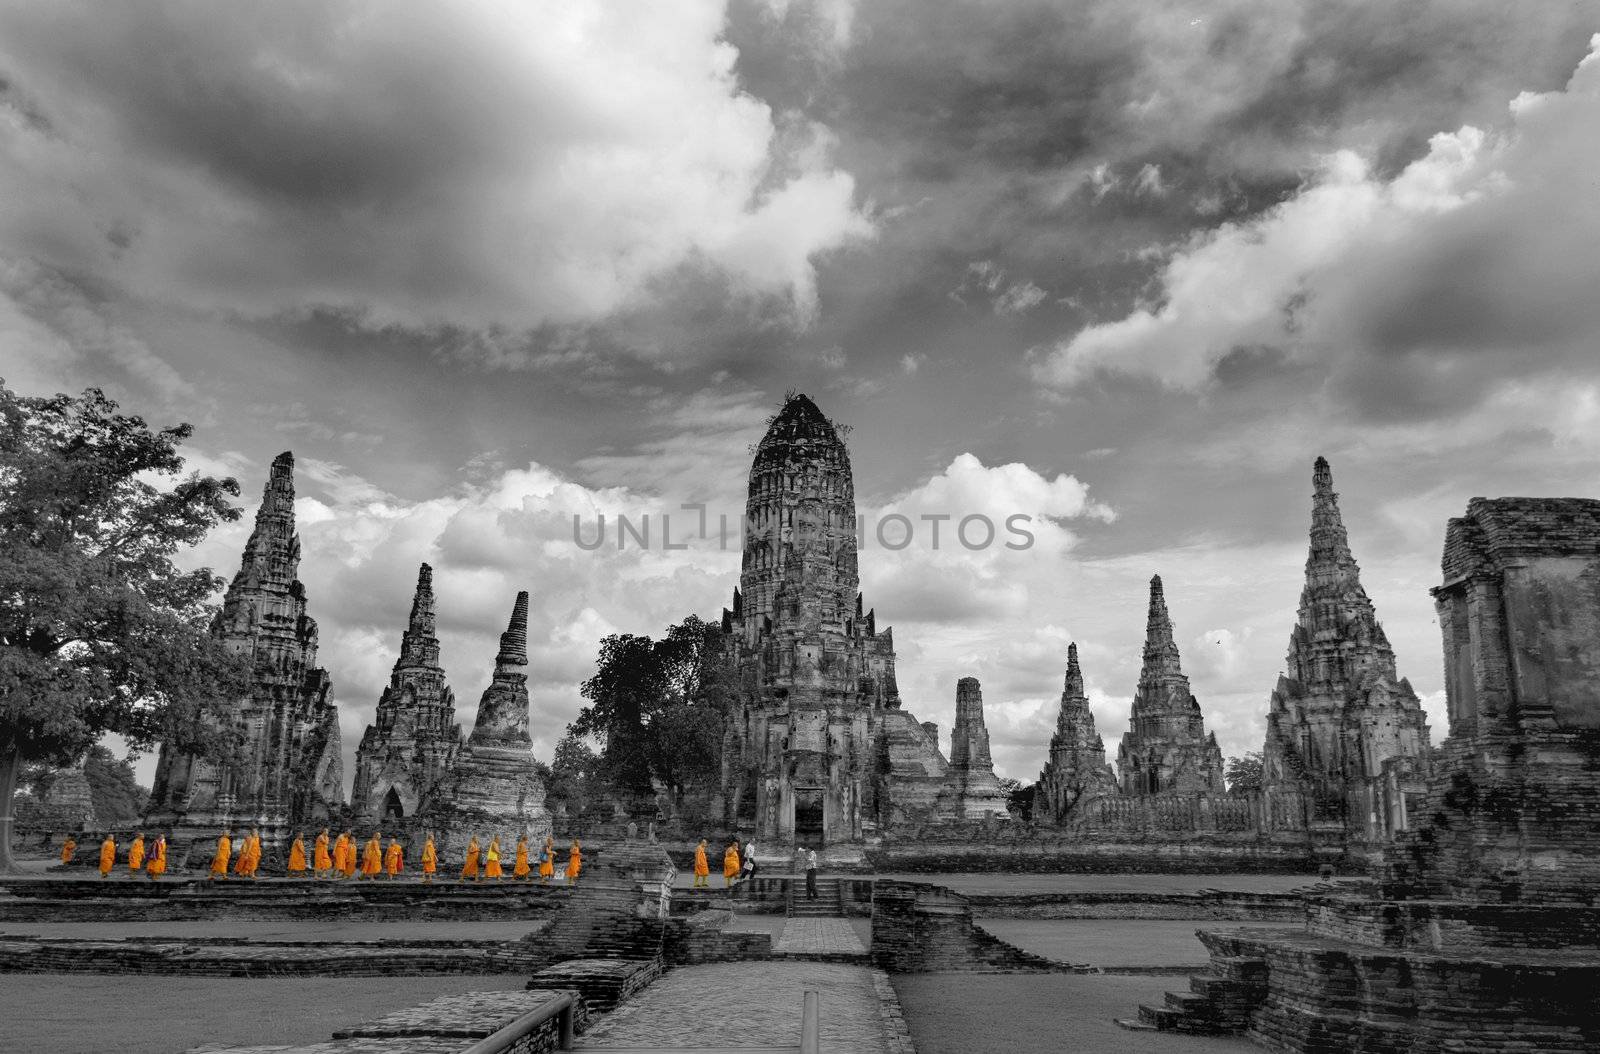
[63, 830, 582, 884]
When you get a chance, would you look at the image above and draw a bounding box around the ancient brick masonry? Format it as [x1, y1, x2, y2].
[1261, 457, 1432, 844]
[1115, 576, 1225, 795]
[147, 451, 344, 837]
[946, 678, 1008, 818]
[351, 562, 462, 821]
[1034, 643, 1118, 823]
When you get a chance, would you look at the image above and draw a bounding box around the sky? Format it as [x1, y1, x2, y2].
[4, 1, 1600, 790]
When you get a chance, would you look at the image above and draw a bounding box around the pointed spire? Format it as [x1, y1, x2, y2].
[398, 563, 440, 667]
[495, 591, 529, 669]
[1307, 456, 1358, 586]
[236, 451, 299, 584]
[1142, 574, 1182, 675]
[1063, 642, 1084, 699]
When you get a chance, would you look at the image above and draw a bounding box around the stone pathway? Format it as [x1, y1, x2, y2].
[579, 962, 891, 1052]
[773, 918, 867, 956]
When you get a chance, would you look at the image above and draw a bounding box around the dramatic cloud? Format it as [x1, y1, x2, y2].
[0, 1, 870, 332]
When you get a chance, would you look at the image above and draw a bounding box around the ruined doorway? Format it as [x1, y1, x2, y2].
[383, 788, 404, 820]
[793, 788, 824, 846]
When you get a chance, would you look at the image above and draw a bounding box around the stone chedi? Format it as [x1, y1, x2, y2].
[1261, 457, 1431, 839]
[718, 394, 1006, 846]
[1134, 496, 1600, 1050]
[947, 678, 1010, 819]
[1035, 643, 1118, 823]
[450, 591, 551, 828]
[350, 563, 462, 821]
[147, 452, 344, 835]
[1115, 575, 1226, 795]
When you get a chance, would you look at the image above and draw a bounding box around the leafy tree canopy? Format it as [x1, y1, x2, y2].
[1226, 751, 1264, 795]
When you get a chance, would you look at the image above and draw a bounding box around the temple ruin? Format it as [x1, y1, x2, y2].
[717, 394, 1006, 852]
[1034, 643, 1118, 824]
[146, 451, 344, 839]
[1115, 576, 1227, 796]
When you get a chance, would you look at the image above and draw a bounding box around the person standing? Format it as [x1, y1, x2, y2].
[313, 828, 332, 879]
[692, 839, 710, 888]
[339, 830, 359, 879]
[210, 830, 232, 881]
[485, 837, 505, 881]
[360, 832, 383, 880]
[127, 832, 146, 877]
[805, 848, 818, 900]
[743, 839, 757, 884]
[722, 840, 741, 887]
[565, 839, 582, 885]
[384, 836, 403, 878]
[146, 834, 167, 881]
[97, 834, 116, 879]
[420, 834, 437, 883]
[513, 835, 530, 881]
[539, 836, 555, 884]
[59, 835, 76, 866]
[288, 833, 308, 877]
[244, 828, 263, 879]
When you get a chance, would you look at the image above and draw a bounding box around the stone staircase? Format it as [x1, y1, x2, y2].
[1115, 953, 1268, 1034]
[786, 877, 845, 918]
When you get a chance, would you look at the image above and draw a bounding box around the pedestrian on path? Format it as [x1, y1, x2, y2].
[331, 830, 351, 879]
[805, 848, 818, 900]
[385, 837, 403, 878]
[288, 833, 308, 876]
[243, 829, 262, 879]
[514, 835, 531, 880]
[98, 834, 116, 879]
[146, 834, 166, 881]
[539, 836, 555, 884]
[743, 839, 757, 883]
[565, 839, 582, 885]
[360, 832, 383, 879]
[339, 830, 359, 879]
[421, 834, 437, 883]
[485, 837, 504, 880]
[461, 835, 482, 881]
[127, 832, 145, 876]
[723, 841, 741, 887]
[210, 830, 232, 881]
[313, 828, 332, 879]
[693, 839, 710, 888]
[59, 835, 76, 866]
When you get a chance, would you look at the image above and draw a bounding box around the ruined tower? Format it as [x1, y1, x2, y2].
[947, 678, 1009, 818]
[147, 451, 344, 837]
[1261, 457, 1432, 839]
[1115, 576, 1226, 795]
[350, 563, 462, 821]
[1036, 643, 1118, 823]
[451, 591, 551, 831]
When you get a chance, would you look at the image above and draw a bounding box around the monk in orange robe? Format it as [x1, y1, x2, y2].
[513, 836, 530, 880]
[210, 831, 232, 880]
[420, 835, 437, 883]
[146, 835, 167, 880]
[288, 834, 308, 876]
[244, 829, 263, 879]
[360, 833, 383, 879]
[127, 833, 146, 875]
[313, 829, 332, 878]
[722, 841, 741, 887]
[565, 839, 582, 885]
[693, 839, 710, 888]
[384, 838, 403, 878]
[461, 836, 481, 881]
[98, 835, 116, 879]
[233, 830, 251, 877]
[59, 836, 76, 865]
[539, 837, 555, 884]
[339, 831, 359, 879]
[484, 837, 504, 880]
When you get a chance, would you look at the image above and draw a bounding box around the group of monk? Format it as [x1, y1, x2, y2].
[61, 831, 169, 880]
[457, 833, 582, 885]
[691, 838, 744, 888]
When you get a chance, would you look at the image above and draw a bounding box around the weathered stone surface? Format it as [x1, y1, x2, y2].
[1261, 458, 1433, 846]
[40, 757, 97, 830]
[1115, 576, 1226, 795]
[148, 451, 344, 837]
[1035, 643, 1118, 824]
[351, 563, 462, 822]
[945, 678, 1008, 819]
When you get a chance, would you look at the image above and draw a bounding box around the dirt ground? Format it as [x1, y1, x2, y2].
[0, 974, 529, 1054]
[892, 973, 1258, 1054]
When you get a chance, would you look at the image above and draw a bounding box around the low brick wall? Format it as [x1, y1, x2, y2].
[870, 835, 1333, 874]
[0, 934, 545, 977]
[1305, 892, 1600, 951]
[968, 888, 1305, 921]
[528, 957, 664, 1018]
[870, 880, 1079, 973]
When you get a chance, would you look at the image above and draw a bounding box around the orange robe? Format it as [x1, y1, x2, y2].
[385, 841, 403, 876]
[244, 835, 262, 877]
[233, 837, 251, 875]
[127, 836, 146, 872]
[421, 838, 436, 875]
[723, 845, 740, 883]
[694, 845, 709, 878]
[313, 833, 331, 873]
[565, 844, 582, 882]
[539, 841, 554, 880]
[288, 838, 308, 874]
[147, 838, 167, 878]
[513, 839, 530, 879]
[361, 837, 382, 877]
[461, 839, 481, 880]
[210, 835, 232, 876]
[98, 837, 116, 877]
[339, 836, 358, 877]
[59, 838, 76, 864]
[485, 841, 503, 879]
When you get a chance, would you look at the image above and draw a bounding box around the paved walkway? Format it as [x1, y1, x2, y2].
[773, 918, 867, 956]
[579, 962, 891, 1052]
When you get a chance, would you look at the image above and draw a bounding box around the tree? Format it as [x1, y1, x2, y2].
[546, 734, 600, 818]
[0, 383, 249, 870]
[82, 745, 148, 825]
[1226, 752, 1264, 795]
[998, 778, 1036, 821]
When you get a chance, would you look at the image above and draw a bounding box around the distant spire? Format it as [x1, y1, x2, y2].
[1142, 575, 1182, 676]
[1063, 642, 1084, 699]
[397, 563, 440, 668]
[496, 591, 529, 669]
[1306, 457, 1358, 588]
[236, 451, 299, 584]
[468, 590, 532, 748]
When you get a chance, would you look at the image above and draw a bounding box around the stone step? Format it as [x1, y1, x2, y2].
[1165, 991, 1211, 1013]
[1216, 955, 1269, 981]
[1113, 1018, 1160, 1032]
[1137, 1004, 1180, 1030]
